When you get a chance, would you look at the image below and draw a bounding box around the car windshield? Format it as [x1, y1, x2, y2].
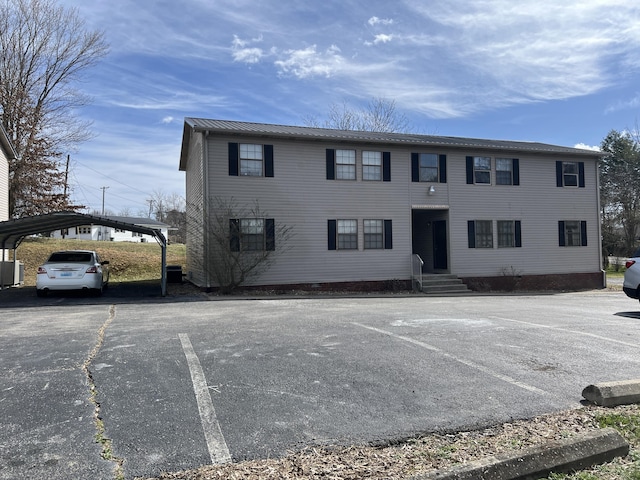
[48, 252, 93, 263]
[632, 248, 640, 258]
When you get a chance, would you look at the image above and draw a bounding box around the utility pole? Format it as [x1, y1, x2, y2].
[100, 186, 109, 241]
[101, 186, 109, 215]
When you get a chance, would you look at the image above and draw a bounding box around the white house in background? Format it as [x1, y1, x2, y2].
[50, 216, 170, 243]
[179, 118, 605, 293]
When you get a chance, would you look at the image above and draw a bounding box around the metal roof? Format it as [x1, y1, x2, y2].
[180, 117, 603, 170]
[0, 211, 166, 250]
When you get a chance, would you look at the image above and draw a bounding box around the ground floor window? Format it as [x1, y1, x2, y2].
[468, 220, 493, 248]
[497, 220, 522, 248]
[559, 220, 587, 246]
[230, 218, 276, 252]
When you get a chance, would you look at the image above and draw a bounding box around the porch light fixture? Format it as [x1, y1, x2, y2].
[428, 185, 436, 195]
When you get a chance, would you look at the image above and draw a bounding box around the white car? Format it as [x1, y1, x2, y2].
[623, 249, 640, 300]
[36, 250, 110, 297]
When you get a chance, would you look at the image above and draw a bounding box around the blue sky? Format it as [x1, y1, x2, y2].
[57, 0, 640, 215]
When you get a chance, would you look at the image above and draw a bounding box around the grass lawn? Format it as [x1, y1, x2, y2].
[15, 237, 186, 287]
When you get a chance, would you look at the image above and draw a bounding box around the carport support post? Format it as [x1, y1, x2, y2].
[161, 240, 167, 297]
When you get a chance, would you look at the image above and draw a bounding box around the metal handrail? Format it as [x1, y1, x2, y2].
[411, 254, 424, 292]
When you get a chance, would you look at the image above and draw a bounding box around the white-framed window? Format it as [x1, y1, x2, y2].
[362, 151, 382, 181]
[336, 149, 356, 180]
[562, 162, 579, 187]
[364, 219, 383, 249]
[473, 157, 491, 184]
[419, 153, 438, 182]
[240, 218, 265, 251]
[498, 220, 515, 247]
[337, 219, 358, 249]
[240, 143, 263, 176]
[468, 220, 493, 248]
[496, 158, 513, 185]
[77, 226, 91, 234]
[559, 220, 586, 247]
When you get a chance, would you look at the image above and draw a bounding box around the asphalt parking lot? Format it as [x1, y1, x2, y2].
[1, 287, 639, 479]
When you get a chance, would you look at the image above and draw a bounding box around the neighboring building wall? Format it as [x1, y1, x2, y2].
[184, 130, 206, 286]
[0, 148, 8, 223]
[182, 123, 603, 291]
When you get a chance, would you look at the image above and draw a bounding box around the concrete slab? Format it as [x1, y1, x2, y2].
[412, 428, 629, 480]
[582, 379, 640, 407]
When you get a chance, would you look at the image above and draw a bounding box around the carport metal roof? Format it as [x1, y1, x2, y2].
[0, 211, 168, 296]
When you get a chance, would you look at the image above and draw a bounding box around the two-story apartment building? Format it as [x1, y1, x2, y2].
[179, 118, 604, 292]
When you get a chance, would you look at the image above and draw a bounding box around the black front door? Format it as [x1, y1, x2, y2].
[433, 220, 447, 270]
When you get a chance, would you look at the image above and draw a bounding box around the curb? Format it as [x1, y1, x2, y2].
[582, 379, 640, 407]
[410, 428, 629, 480]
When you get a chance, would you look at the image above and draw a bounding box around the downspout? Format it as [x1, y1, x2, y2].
[203, 130, 211, 290]
[595, 156, 605, 288]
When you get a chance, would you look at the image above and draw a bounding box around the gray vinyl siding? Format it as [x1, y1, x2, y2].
[205, 136, 411, 286]
[446, 152, 600, 277]
[184, 131, 206, 286]
[181, 121, 602, 288]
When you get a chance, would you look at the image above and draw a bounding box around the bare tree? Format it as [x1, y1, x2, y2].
[0, 0, 108, 218]
[188, 197, 293, 293]
[304, 97, 412, 133]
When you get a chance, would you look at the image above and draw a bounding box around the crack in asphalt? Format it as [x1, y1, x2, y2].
[82, 304, 124, 480]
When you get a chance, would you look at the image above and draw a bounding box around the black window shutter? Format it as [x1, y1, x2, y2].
[467, 221, 476, 248]
[556, 161, 563, 187]
[578, 162, 585, 188]
[229, 143, 239, 176]
[383, 152, 391, 182]
[384, 220, 393, 249]
[230, 219, 240, 251]
[439, 154, 447, 183]
[515, 220, 522, 247]
[328, 220, 337, 250]
[558, 221, 566, 246]
[411, 153, 419, 182]
[466, 156, 474, 184]
[265, 218, 275, 251]
[264, 145, 274, 177]
[326, 149, 335, 180]
[513, 159, 520, 186]
[580, 221, 587, 246]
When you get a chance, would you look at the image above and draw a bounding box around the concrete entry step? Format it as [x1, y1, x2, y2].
[421, 274, 471, 295]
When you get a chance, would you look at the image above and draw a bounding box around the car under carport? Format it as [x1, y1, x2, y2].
[0, 211, 169, 296]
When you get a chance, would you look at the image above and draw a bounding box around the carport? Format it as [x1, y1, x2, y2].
[0, 211, 169, 296]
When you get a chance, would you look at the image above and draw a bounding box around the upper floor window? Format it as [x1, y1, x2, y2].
[473, 157, 491, 184]
[240, 144, 263, 176]
[362, 151, 382, 181]
[556, 161, 584, 188]
[228, 142, 274, 177]
[335, 150, 356, 180]
[411, 153, 447, 183]
[496, 158, 514, 185]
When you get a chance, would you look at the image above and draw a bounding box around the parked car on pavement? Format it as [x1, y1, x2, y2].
[36, 250, 109, 297]
[623, 248, 640, 300]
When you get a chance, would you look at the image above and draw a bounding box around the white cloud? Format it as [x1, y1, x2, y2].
[605, 94, 640, 114]
[231, 35, 264, 64]
[368, 16, 394, 26]
[275, 45, 344, 79]
[373, 34, 394, 44]
[574, 143, 601, 152]
[161, 116, 174, 124]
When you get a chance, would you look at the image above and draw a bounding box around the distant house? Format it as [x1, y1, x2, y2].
[50, 216, 170, 243]
[179, 118, 605, 292]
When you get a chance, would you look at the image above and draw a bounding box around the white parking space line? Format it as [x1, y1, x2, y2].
[179, 333, 232, 464]
[489, 316, 640, 349]
[352, 322, 549, 396]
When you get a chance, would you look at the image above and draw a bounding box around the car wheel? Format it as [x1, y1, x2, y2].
[36, 289, 47, 298]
